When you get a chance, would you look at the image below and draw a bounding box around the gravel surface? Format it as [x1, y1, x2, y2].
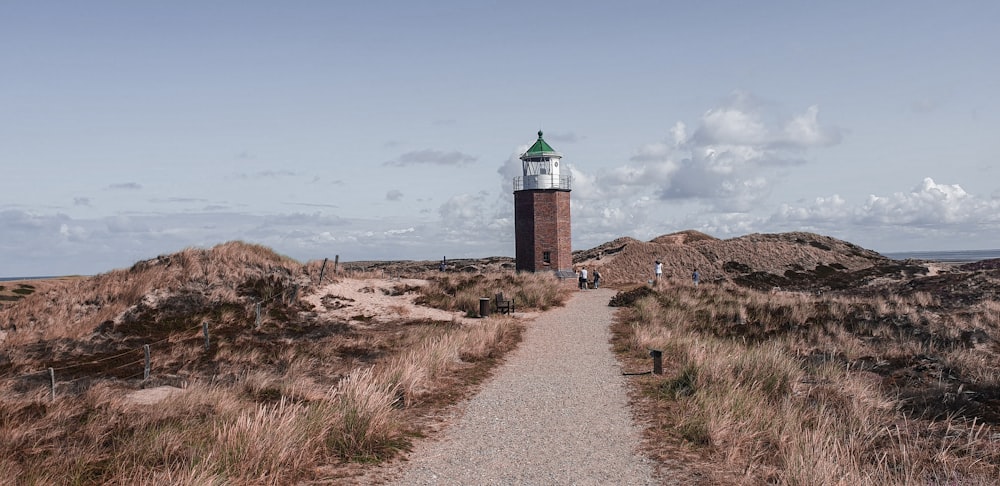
[387, 288, 659, 485]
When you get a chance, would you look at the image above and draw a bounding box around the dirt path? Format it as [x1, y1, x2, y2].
[382, 288, 659, 485]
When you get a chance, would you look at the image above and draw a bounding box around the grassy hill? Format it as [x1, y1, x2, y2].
[2, 232, 999, 483]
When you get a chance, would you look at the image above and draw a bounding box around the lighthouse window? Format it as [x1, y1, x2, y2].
[543, 252, 551, 264]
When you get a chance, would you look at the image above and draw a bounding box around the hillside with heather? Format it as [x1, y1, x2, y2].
[2, 233, 999, 483]
[0, 242, 568, 483]
[574, 230, 886, 287]
[342, 230, 999, 307]
[575, 230, 1000, 308]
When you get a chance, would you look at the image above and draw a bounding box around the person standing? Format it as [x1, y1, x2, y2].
[692, 268, 700, 286]
[654, 261, 663, 282]
[579, 267, 588, 290]
[593, 268, 602, 289]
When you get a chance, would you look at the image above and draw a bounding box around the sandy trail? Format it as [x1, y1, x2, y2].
[382, 288, 659, 485]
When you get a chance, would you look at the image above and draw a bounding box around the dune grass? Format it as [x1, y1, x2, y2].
[414, 271, 568, 315]
[0, 310, 525, 484]
[613, 282, 1000, 484]
[0, 243, 568, 484]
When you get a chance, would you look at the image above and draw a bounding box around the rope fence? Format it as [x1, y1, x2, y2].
[1, 270, 322, 401]
[28, 322, 205, 402]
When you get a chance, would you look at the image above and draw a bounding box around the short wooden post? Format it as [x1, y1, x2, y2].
[48, 367, 55, 402]
[143, 344, 151, 381]
[203, 321, 210, 351]
[333, 255, 339, 275]
[254, 302, 262, 328]
[318, 258, 328, 284]
[650, 349, 663, 375]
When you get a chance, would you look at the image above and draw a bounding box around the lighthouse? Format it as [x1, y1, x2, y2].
[513, 131, 572, 275]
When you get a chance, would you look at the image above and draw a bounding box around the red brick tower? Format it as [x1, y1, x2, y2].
[513, 131, 572, 274]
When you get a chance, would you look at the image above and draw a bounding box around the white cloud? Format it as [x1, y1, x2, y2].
[107, 182, 142, 190]
[858, 178, 1000, 225]
[384, 149, 477, 167]
[59, 223, 87, 241]
[773, 195, 849, 223]
[599, 159, 677, 199]
[234, 170, 297, 180]
[566, 165, 604, 200]
[629, 141, 674, 163]
[763, 178, 1000, 250]
[579, 92, 843, 212]
[439, 193, 486, 222]
[695, 105, 769, 146]
[670, 122, 687, 146]
[386, 189, 403, 201]
[782, 105, 842, 147]
[691, 92, 841, 149]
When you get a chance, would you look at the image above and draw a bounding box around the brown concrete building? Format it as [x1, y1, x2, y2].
[513, 131, 573, 275]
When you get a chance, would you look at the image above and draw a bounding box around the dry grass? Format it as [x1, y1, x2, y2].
[1, 241, 303, 347]
[577, 231, 886, 288]
[415, 271, 568, 315]
[612, 284, 1000, 484]
[0, 243, 559, 484]
[0, 314, 523, 484]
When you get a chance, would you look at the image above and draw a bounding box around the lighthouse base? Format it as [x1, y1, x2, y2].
[513, 189, 572, 273]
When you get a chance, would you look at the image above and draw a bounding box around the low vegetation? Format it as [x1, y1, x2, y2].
[0, 242, 569, 484]
[612, 281, 1000, 484]
[415, 272, 566, 315]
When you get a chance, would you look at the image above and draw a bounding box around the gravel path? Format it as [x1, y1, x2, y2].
[388, 288, 659, 485]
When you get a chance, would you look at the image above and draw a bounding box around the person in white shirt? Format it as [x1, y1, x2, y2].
[579, 267, 588, 290]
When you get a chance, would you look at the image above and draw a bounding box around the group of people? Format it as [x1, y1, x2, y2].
[575, 260, 701, 290]
[576, 267, 601, 290]
[655, 260, 699, 285]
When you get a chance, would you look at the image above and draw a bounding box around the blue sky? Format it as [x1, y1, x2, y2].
[2, 1, 999, 276]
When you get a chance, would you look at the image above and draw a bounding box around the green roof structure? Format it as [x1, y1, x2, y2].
[524, 130, 558, 156]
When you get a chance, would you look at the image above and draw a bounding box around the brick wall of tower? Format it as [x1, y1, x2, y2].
[514, 189, 572, 273]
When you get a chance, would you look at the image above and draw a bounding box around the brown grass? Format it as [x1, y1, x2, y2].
[612, 283, 1000, 484]
[0, 242, 570, 484]
[415, 271, 568, 315]
[575, 231, 886, 288]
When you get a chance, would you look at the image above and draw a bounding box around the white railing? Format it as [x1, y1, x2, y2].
[513, 175, 572, 192]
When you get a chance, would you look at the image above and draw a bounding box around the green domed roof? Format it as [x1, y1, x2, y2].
[525, 130, 558, 155]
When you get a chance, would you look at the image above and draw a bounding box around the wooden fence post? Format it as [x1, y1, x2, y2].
[143, 344, 151, 381]
[255, 302, 262, 328]
[650, 349, 663, 375]
[333, 255, 339, 275]
[203, 321, 210, 351]
[318, 258, 328, 284]
[49, 367, 55, 402]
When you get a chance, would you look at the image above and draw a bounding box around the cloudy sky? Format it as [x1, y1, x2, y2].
[3, 1, 999, 276]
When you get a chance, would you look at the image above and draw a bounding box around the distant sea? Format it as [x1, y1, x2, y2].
[0, 276, 61, 282]
[884, 249, 1000, 263]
